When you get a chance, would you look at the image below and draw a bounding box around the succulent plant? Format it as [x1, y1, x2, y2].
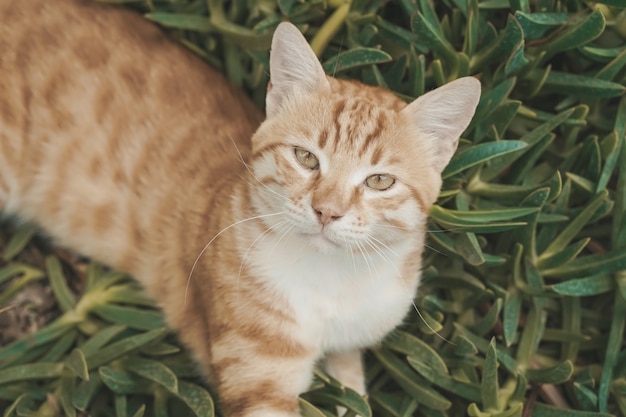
[1, 0, 625, 416]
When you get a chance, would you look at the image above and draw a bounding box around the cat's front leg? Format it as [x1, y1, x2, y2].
[323, 349, 366, 395]
[210, 337, 318, 417]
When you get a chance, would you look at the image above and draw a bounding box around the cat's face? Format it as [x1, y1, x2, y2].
[248, 23, 480, 252]
[250, 82, 439, 252]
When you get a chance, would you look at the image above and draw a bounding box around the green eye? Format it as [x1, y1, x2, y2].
[365, 174, 395, 190]
[295, 147, 319, 170]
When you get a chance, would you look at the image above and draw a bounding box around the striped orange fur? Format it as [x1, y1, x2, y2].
[0, 1, 481, 416]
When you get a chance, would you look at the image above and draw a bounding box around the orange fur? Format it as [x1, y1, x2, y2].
[0, 2, 480, 416]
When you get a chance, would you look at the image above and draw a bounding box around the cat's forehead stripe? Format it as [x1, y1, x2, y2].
[330, 99, 346, 150]
[370, 146, 384, 166]
[359, 112, 387, 158]
[318, 128, 329, 149]
[325, 97, 391, 159]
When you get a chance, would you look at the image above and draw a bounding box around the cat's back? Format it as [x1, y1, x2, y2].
[0, 0, 262, 269]
[0, 0, 262, 200]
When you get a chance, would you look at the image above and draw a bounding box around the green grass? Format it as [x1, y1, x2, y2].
[1, 0, 626, 416]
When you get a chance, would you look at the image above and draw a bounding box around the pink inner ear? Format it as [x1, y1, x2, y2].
[401, 77, 480, 173]
[266, 23, 330, 118]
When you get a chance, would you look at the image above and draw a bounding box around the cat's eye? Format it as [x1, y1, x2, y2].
[294, 147, 319, 170]
[365, 174, 395, 190]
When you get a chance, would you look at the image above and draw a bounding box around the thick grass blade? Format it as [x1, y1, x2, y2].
[72, 371, 102, 411]
[321, 48, 392, 73]
[86, 328, 167, 369]
[61, 375, 77, 417]
[0, 319, 76, 364]
[1, 224, 37, 261]
[299, 398, 328, 417]
[99, 366, 150, 395]
[0, 363, 64, 385]
[503, 289, 521, 347]
[91, 304, 164, 330]
[542, 250, 626, 278]
[598, 289, 626, 412]
[80, 325, 127, 357]
[532, 403, 613, 417]
[442, 141, 527, 179]
[174, 381, 215, 417]
[373, 349, 451, 411]
[125, 358, 178, 394]
[481, 339, 499, 411]
[383, 330, 448, 374]
[408, 358, 481, 402]
[65, 349, 89, 381]
[46, 256, 76, 312]
[303, 387, 371, 417]
[538, 191, 607, 261]
[548, 275, 615, 296]
[145, 13, 211, 31]
[526, 361, 573, 384]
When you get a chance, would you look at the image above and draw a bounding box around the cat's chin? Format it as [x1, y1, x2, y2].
[307, 233, 341, 253]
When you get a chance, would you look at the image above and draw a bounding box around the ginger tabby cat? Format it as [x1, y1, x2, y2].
[0, 0, 481, 415]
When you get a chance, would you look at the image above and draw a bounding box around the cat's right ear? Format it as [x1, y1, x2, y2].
[266, 22, 330, 118]
[401, 77, 481, 174]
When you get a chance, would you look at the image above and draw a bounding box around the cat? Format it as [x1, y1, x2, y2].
[0, 0, 481, 416]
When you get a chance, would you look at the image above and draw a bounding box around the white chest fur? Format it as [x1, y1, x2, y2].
[247, 233, 420, 353]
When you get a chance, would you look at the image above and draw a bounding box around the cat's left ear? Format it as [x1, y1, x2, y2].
[266, 22, 330, 118]
[402, 77, 481, 173]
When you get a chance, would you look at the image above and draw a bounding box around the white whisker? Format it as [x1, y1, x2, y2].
[368, 235, 400, 258]
[410, 300, 455, 345]
[424, 243, 447, 256]
[365, 235, 454, 345]
[371, 223, 467, 233]
[237, 219, 288, 290]
[355, 241, 375, 286]
[272, 222, 294, 251]
[363, 238, 392, 267]
[185, 211, 285, 304]
[343, 238, 358, 277]
[371, 223, 412, 231]
[227, 134, 291, 204]
[241, 175, 290, 204]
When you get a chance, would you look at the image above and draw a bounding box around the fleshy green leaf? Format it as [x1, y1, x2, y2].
[373, 349, 451, 411]
[125, 358, 178, 394]
[0, 363, 64, 385]
[526, 361, 574, 384]
[383, 330, 448, 374]
[2, 224, 37, 261]
[538, 191, 608, 260]
[99, 367, 150, 395]
[303, 387, 371, 417]
[91, 304, 164, 330]
[174, 381, 215, 417]
[86, 328, 168, 369]
[322, 48, 392, 73]
[442, 141, 528, 179]
[481, 338, 499, 411]
[65, 349, 89, 381]
[598, 291, 626, 412]
[548, 275, 615, 296]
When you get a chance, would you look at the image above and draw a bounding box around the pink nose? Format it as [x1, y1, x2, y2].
[312, 204, 344, 225]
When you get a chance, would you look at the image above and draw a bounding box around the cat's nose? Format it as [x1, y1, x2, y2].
[315, 210, 344, 225]
[313, 204, 344, 225]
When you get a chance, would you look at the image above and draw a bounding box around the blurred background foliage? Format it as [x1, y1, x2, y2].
[1, 0, 626, 416]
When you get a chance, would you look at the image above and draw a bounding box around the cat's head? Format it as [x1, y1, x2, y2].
[249, 22, 480, 252]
